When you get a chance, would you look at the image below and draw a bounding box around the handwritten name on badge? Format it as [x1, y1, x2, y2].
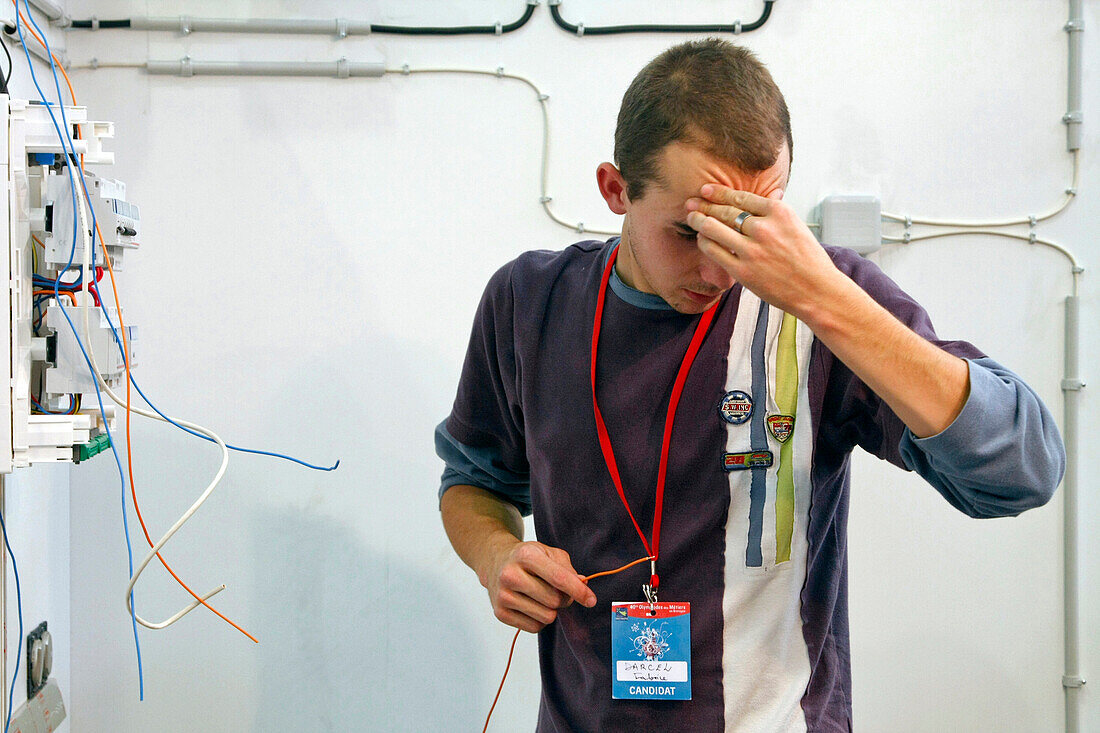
[616, 660, 689, 682]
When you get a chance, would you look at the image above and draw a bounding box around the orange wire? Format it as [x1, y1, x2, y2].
[33, 289, 75, 306]
[482, 629, 520, 733]
[16, 8, 258, 643]
[481, 555, 654, 732]
[94, 219, 258, 644]
[581, 555, 654, 583]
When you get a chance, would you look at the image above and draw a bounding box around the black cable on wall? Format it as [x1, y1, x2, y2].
[549, 0, 774, 36]
[373, 1, 537, 35]
[67, 2, 539, 35]
[65, 2, 776, 37]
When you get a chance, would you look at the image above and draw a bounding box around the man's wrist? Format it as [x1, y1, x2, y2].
[476, 530, 523, 588]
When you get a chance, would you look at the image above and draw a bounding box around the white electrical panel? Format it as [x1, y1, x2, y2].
[2, 97, 140, 472]
[817, 195, 882, 255]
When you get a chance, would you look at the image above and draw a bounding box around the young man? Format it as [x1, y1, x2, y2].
[435, 40, 1063, 731]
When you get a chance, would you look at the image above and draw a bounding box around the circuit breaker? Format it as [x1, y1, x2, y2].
[2, 97, 140, 471]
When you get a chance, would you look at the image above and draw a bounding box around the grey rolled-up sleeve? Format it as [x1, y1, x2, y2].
[435, 420, 532, 516]
[898, 357, 1065, 518]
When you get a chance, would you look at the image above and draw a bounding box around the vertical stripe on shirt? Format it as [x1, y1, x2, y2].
[747, 301, 771, 568]
[775, 313, 799, 564]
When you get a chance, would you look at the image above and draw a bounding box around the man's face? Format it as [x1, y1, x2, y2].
[607, 141, 790, 314]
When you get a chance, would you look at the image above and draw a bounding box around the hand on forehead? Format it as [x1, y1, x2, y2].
[655, 140, 789, 208]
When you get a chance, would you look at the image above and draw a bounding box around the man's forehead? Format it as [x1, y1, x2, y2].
[652, 141, 790, 198]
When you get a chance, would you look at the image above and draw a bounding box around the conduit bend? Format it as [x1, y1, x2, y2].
[548, 0, 775, 36]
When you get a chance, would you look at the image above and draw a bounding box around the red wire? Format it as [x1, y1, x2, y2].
[482, 629, 520, 733]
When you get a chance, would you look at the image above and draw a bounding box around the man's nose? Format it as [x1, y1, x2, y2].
[698, 255, 735, 291]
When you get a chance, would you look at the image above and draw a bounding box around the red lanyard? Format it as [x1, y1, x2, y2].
[590, 245, 718, 591]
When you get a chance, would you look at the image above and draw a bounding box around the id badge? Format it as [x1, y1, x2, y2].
[610, 602, 691, 701]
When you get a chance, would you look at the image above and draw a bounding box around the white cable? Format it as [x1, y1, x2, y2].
[71, 178, 233, 630]
[71, 61, 621, 236]
[881, 151, 1080, 228]
[388, 66, 621, 236]
[882, 228, 1082, 297]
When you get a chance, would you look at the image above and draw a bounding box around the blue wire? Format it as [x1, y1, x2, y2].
[133, 375, 340, 471]
[14, 4, 144, 701]
[33, 273, 81, 287]
[29, 395, 75, 415]
[131, 372, 340, 472]
[59, 144, 340, 473]
[0, 508, 24, 733]
[80, 248, 338, 471]
[93, 286, 340, 471]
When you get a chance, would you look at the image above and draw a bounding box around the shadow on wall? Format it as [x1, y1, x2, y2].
[250, 504, 487, 732]
[856, 628, 1048, 733]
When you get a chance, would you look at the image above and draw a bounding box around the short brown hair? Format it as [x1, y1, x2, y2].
[614, 39, 793, 200]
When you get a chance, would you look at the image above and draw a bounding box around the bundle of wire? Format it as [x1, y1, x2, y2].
[2, 3, 338, 728]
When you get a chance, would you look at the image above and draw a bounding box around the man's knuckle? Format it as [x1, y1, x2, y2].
[549, 546, 571, 563]
[499, 565, 522, 588]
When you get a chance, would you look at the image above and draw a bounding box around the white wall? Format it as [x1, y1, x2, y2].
[50, 1, 1099, 730]
[1, 7, 73, 729]
[2, 467, 70, 732]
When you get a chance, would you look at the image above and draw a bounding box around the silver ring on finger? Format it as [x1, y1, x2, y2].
[733, 211, 754, 235]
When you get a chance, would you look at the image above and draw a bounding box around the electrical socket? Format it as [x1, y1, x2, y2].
[25, 621, 51, 699]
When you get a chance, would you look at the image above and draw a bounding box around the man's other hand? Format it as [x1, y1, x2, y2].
[479, 539, 598, 633]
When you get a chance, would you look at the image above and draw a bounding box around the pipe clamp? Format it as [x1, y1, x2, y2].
[1061, 379, 1085, 392]
[1063, 675, 1086, 688]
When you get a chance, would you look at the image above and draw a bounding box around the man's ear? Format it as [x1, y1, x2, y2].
[596, 162, 630, 215]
